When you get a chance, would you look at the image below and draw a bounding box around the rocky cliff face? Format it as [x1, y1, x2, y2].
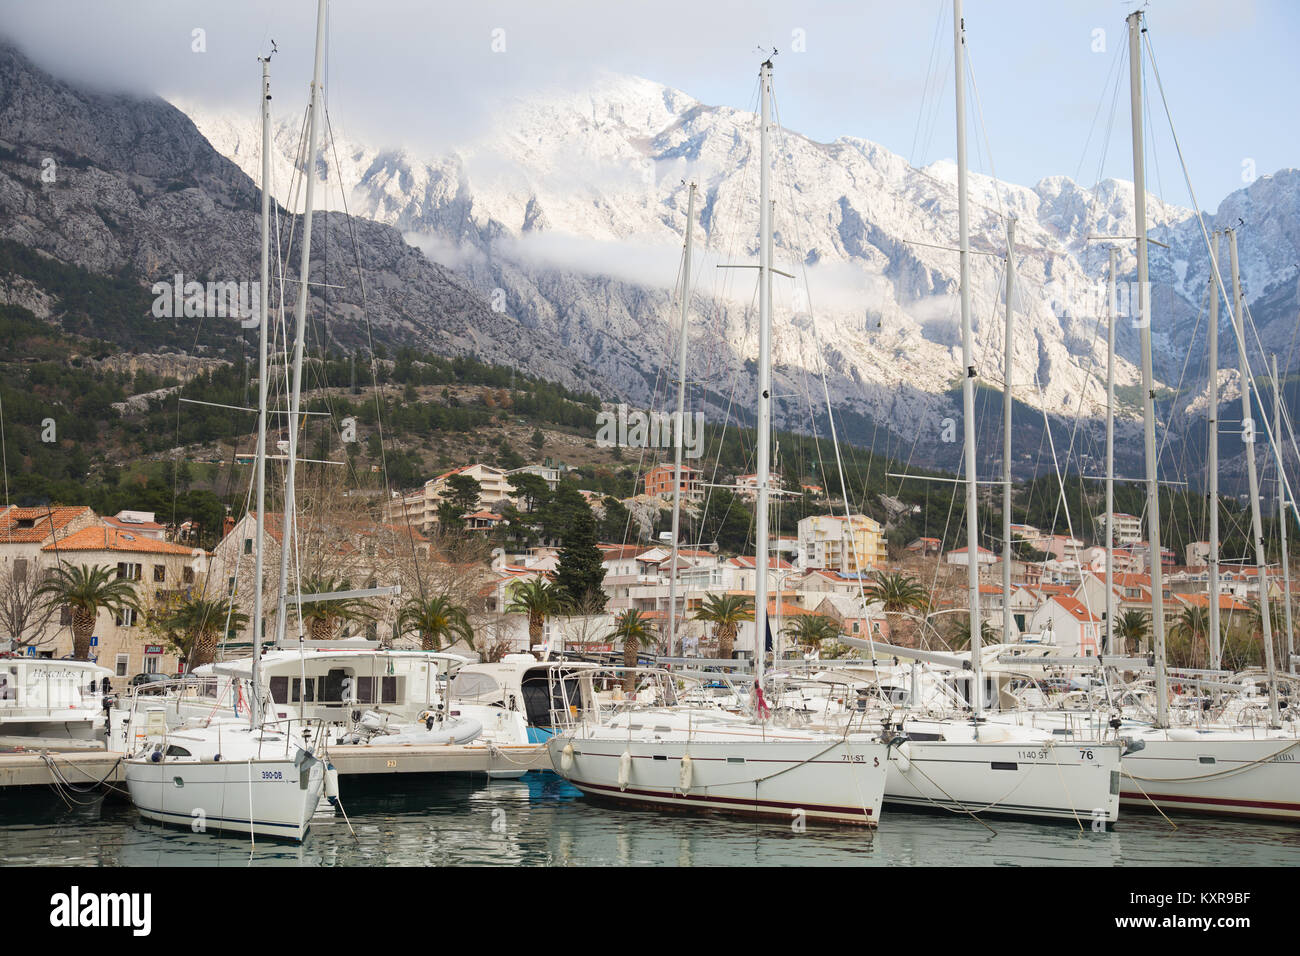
[0, 40, 598, 392]
[2, 35, 1295, 485]
[180, 70, 1300, 479]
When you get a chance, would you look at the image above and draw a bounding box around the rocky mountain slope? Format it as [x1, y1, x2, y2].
[0, 40, 597, 394]
[1, 32, 1295, 487]
[181, 70, 1300, 479]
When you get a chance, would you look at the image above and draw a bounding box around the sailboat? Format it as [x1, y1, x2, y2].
[545, 58, 889, 826]
[819, 0, 1122, 824]
[1114, 92, 1300, 816]
[123, 23, 328, 841]
[967, 10, 1300, 821]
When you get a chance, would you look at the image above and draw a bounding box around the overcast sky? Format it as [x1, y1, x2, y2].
[2, 0, 1296, 209]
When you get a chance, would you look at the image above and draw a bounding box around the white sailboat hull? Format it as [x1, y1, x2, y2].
[885, 739, 1121, 823]
[1119, 731, 1300, 821]
[547, 732, 888, 825]
[125, 747, 325, 841]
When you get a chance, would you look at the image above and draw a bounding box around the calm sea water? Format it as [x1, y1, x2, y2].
[3, 772, 1299, 866]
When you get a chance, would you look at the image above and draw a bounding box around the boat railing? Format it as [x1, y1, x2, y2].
[120, 676, 326, 759]
[253, 715, 329, 760]
[546, 665, 695, 732]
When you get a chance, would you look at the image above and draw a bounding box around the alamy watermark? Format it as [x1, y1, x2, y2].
[1043, 275, 1153, 327]
[595, 404, 704, 459]
[151, 274, 259, 324]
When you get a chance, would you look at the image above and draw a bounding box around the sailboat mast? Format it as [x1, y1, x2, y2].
[251, 51, 273, 728]
[754, 59, 774, 699]
[1126, 10, 1169, 727]
[1273, 355, 1295, 667]
[953, 0, 982, 717]
[667, 183, 696, 658]
[1105, 246, 1117, 654]
[1001, 217, 1015, 645]
[1207, 231, 1222, 669]
[1230, 227, 1281, 726]
[275, 0, 328, 652]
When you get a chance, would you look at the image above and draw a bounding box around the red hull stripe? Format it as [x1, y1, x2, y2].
[569, 777, 874, 817]
[574, 750, 870, 766]
[1120, 791, 1300, 812]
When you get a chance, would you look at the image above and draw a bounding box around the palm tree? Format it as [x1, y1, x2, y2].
[613, 608, 657, 691]
[36, 564, 140, 660]
[950, 615, 996, 651]
[692, 593, 753, 660]
[1168, 604, 1216, 669]
[505, 577, 564, 648]
[154, 596, 249, 669]
[782, 614, 840, 655]
[1243, 597, 1285, 668]
[397, 594, 474, 651]
[862, 571, 929, 647]
[1115, 609, 1151, 655]
[296, 575, 374, 641]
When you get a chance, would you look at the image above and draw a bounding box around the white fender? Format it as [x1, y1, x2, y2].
[679, 753, 693, 792]
[894, 741, 913, 773]
[618, 750, 632, 791]
[560, 742, 575, 773]
[324, 764, 340, 800]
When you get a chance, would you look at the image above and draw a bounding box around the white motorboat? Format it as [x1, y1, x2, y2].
[0, 655, 113, 749]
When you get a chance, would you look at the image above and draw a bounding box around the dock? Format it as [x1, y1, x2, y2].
[0, 742, 552, 793]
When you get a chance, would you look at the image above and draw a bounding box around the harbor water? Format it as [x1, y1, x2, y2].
[3, 771, 1299, 866]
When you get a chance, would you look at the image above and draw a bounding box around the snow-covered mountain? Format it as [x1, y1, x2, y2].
[180, 72, 1300, 474]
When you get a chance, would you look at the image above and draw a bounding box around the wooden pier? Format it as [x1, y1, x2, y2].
[0, 742, 552, 793]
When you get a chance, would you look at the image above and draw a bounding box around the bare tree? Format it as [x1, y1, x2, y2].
[0, 560, 60, 652]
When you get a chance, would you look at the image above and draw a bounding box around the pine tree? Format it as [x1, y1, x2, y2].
[554, 507, 607, 611]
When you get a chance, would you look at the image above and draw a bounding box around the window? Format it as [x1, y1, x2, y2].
[153, 565, 166, 583]
[115, 654, 129, 678]
[182, 567, 195, 585]
[115, 607, 136, 627]
[12, 559, 27, 583]
[290, 678, 315, 703]
[116, 562, 142, 582]
[144, 655, 161, 674]
[60, 606, 72, 626]
[355, 676, 398, 704]
[243, 538, 253, 555]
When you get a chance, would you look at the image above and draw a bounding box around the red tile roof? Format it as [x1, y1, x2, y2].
[1052, 595, 1101, 623]
[0, 505, 95, 544]
[43, 526, 199, 557]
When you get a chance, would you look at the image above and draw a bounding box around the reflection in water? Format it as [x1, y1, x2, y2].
[3, 773, 1300, 866]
